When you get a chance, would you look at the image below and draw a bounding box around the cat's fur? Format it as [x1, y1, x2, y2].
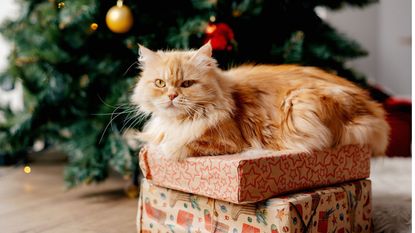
[131, 42, 389, 161]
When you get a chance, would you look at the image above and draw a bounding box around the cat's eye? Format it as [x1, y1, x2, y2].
[154, 79, 166, 88]
[181, 80, 195, 88]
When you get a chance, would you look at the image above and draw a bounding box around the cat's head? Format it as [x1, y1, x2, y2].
[131, 42, 224, 119]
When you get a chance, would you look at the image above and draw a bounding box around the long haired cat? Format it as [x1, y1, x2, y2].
[131, 42, 389, 161]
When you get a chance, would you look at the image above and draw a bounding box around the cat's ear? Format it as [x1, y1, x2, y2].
[190, 41, 216, 68]
[195, 41, 212, 58]
[138, 44, 160, 64]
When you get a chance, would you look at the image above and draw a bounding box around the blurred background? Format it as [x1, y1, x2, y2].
[326, 1, 411, 97]
[0, 0, 411, 231]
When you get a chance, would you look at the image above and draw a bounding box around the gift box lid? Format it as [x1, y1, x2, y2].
[139, 145, 370, 204]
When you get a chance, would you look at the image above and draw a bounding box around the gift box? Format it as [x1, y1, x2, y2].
[137, 179, 372, 233]
[139, 145, 370, 204]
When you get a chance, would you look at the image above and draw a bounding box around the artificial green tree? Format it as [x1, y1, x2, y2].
[0, 0, 376, 187]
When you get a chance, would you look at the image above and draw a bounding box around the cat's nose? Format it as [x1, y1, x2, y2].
[168, 93, 178, 100]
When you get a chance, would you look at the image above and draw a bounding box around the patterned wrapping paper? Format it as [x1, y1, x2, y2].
[139, 145, 371, 204]
[137, 179, 372, 233]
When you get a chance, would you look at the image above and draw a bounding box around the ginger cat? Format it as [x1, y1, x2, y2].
[131, 42, 389, 161]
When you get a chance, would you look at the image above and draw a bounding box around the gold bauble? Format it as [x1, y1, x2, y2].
[105, 0, 133, 33]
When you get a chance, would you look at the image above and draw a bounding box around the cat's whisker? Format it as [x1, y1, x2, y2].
[173, 101, 200, 118]
[99, 105, 144, 140]
[182, 107, 193, 118]
[177, 100, 203, 109]
[92, 108, 137, 116]
[155, 100, 173, 106]
[178, 99, 218, 109]
[184, 105, 205, 118]
[123, 116, 141, 134]
[178, 98, 227, 141]
[123, 61, 139, 76]
[185, 102, 229, 114]
[99, 105, 128, 144]
[184, 102, 219, 116]
[120, 111, 138, 133]
[127, 112, 149, 131]
[121, 108, 150, 135]
[183, 106, 197, 116]
[179, 98, 212, 104]
[97, 95, 131, 109]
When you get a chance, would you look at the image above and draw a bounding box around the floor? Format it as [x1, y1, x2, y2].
[370, 157, 412, 233]
[0, 150, 138, 233]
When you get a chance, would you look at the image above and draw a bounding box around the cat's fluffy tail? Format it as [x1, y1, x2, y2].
[280, 88, 390, 156]
[341, 109, 390, 156]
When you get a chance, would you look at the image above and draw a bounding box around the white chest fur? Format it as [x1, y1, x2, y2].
[143, 116, 208, 160]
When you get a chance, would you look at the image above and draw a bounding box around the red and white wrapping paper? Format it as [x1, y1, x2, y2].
[137, 179, 372, 233]
[139, 145, 370, 204]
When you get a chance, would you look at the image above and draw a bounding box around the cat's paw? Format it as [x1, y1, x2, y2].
[122, 129, 143, 150]
[175, 151, 189, 162]
[131, 131, 149, 141]
[169, 150, 189, 162]
[133, 131, 165, 144]
[162, 145, 189, 162]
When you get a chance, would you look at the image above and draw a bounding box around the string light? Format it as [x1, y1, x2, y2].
[205, 24, 217, 34]
[79, 74, 90, 87]
[232, 10, 242, 17]
[58, 2, 65, 8]
[24, 165, 31, 174]
[209, 15, 216, 22]
[90, 23, 98, 31]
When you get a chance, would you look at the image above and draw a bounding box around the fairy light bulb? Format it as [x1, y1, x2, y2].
[90, 23, 98, 31]
[24, 165, 31, 174]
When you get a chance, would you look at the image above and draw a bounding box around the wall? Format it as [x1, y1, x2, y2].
[0, 0, 19, 71]
[377, 0, 411, 97]
[0, 0, 22, 115]
[326, 0, 411, 97]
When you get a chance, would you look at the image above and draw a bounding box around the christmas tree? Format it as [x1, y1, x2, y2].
[0, 0, 376, 187]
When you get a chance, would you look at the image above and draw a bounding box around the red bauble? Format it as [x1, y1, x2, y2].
[210, 35, 228, 50]
[204, 23, 235, 51]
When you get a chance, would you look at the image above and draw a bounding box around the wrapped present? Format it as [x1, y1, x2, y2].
[137, 179, 372, 233]
[139, 145, 370, 204]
